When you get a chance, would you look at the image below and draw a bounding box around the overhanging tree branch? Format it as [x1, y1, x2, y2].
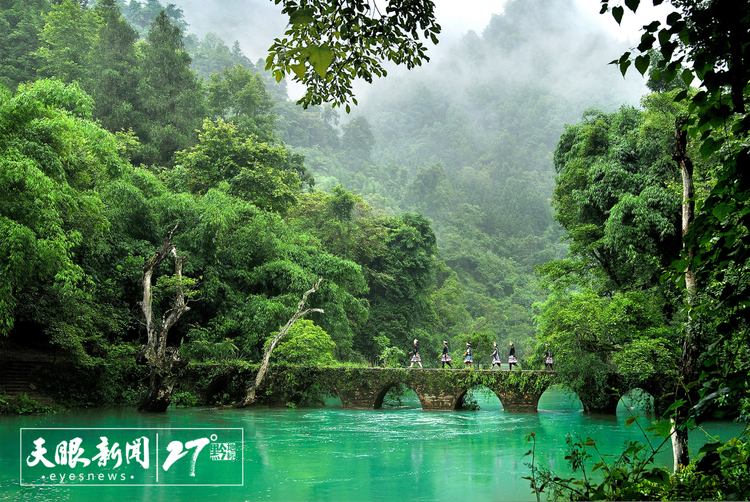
[234, 277, 324, 408]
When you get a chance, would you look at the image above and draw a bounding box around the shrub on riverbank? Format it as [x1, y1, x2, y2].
[525, 429, 750, 500]
[36, 344, 147, 408]
[0, 393, 56, 415]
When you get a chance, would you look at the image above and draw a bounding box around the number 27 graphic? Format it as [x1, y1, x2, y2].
[162, 438, 210, 476]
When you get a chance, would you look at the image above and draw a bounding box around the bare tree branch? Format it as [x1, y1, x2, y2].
[234, 277, 324, 408]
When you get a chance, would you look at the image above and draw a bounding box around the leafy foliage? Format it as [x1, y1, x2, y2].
[0, 393, 55, 415]
[0, 0, 49, 89]
[265, 0, 441, 110]
[550, 105, 683, 292]
[0, 79, 126, 357]
[174, 118, 307, 213]
[206, 63, 277, 143]
[133, 10, 206, 166]
[269, 319, 336, 366]
[526, 430, 750, 501]
[597, 0, 750, 461]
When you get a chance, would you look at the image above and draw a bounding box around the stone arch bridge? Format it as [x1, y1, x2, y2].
[190, 365, 672, 414]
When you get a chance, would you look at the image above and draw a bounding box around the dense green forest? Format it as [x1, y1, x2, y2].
[1, 0, 645, 372]
[2, 0, 750, 497]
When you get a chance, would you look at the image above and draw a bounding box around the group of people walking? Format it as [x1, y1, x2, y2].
[408, 339, 554, 370]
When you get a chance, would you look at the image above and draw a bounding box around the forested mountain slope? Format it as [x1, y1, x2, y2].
[0, 0, 647, 369]
[276, 0, 649, 358]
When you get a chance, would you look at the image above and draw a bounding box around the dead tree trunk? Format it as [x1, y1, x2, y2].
[234, 278, 324, 408]
[671, 119, 697, 470]
[138, 224, 192, 412]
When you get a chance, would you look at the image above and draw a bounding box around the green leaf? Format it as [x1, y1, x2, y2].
[658, 28, 671, 46]
[637, 33, 656, 52]
[664, 400, 685, 414]
[664, 61, 679, 82]
[308, 44, 333, 77]
[635, 54, 650, 75]
[681, 68, 695, 86]
[699, 442, 722, 454]
[612, 6, 624, 24]
[624, 0, 639, 13]
[673, 89, 688, 102]
[711, 201, 734, 222]
[645, 418, 674, 438]
[289, 8, 315, 25]
[619, 59, 632, 77]
[291, 63, 306, 79]
[625, 416, 637, 427]
[700, 137, 722, 159]
[666, 12, 681, 26]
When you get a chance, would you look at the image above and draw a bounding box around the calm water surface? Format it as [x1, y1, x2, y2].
[1, 388, 745, 502]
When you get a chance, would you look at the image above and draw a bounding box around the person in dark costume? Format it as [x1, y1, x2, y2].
[544, 343, 554, 371]
[508, 341, 518, 370]
[464, 342, 473, 369]
[491, 341, 502, 370]
[441, 341, 452, 369]
[409, 339, 422, 368]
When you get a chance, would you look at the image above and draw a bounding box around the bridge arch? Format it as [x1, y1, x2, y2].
[455, 385, 505, 411]
[618, 387, 656, 414]
[294, 380, 343, 407]
[204, 374, 231, 405]
[374, 381, 421, 409]
[537, 384, 583, 412]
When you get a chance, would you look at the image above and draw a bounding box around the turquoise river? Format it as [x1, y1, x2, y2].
[1, 388, 746, 502]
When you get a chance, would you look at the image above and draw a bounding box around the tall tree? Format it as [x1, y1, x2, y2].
[173, 119, 308, 213]
[603, 0, 750, 468]
[138, 223, 194, 412]
[118, 0, 186, 37]
[538, 98, 696, 413]
[87, 0, 140, 133]
[206, 64, 277, 143]
[234, 278, 323, 408]
[36, 0, 98, 83]
[189, 32, 254, 80]
[134, 9, 205, 166]
[0, 0, 49, 89]
[550, 105, 683, 292]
